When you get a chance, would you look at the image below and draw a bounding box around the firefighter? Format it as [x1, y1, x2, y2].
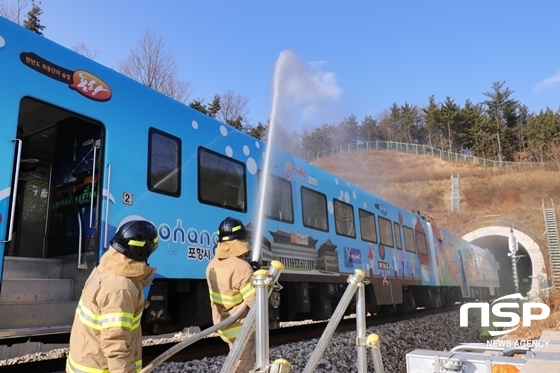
[206, 217, 256, 373]
[66, 220, 159, 373]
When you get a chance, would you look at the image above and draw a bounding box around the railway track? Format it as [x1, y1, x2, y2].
[0, 306, 460, 373]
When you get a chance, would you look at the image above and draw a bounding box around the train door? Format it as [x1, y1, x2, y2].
[458, 251, 470, 298]
[4, 97, 104, 263]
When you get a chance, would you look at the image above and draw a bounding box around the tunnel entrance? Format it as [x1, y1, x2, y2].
[463, 226, 547, 298]
[468, 235, 532, 295]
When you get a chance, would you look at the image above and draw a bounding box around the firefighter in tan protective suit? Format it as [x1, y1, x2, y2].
[206, 217, 256, 373]
[66, 220, 159, 373]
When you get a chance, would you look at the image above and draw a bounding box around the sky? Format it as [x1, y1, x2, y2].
[34, 1, 560, 131]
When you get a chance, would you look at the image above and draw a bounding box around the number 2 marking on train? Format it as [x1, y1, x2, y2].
[122, 191, 133, 205]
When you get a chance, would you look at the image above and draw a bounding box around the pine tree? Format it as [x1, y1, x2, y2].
[188, 99, 208, 116]
[23, 0, 45, 35]
[188, 95, 221, 118]
[483, 81, 519, 162]
[206, 95, 221, 118]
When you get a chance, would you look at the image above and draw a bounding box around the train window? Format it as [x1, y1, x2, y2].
[301, 187, 328, 232]
[334, 199, 356, 238]
[394, 222, 402, 250]
[378, 216, 394, 247]
[416, 230, 428, 255]
[148, 127, 181, 197]
[448, 243, 455, 254]
[470, 253, 476, 267]
[198, 147, 246, 212]
[259, 172, 293, 223]
[359, 209, 377, 243]
[403, 226, 415, 252]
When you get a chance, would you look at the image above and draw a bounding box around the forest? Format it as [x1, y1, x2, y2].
[268, 81, 560, 164]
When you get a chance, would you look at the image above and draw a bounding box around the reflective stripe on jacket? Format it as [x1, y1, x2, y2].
[66, 248, 155, 373]
[206, 248, 255, 342]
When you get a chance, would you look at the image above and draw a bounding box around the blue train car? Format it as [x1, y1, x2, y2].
[0, 18, 499, 342]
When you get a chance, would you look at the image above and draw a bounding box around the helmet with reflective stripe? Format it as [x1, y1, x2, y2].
[217, 217, 247, 242]
[110, 220, 159, 262]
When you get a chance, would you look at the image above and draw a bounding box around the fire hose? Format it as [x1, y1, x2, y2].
[139, 302, 247, 373]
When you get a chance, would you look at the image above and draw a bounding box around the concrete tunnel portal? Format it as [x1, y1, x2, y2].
[462, 226, 548, 298]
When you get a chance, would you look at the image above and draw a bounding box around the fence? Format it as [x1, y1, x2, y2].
[304, 141, 560, 172]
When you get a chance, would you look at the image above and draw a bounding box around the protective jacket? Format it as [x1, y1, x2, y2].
[66, 247, 156, 373]
[206, 240, 255, 342]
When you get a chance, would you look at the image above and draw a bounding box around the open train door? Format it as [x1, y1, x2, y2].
[13, 98, 105, 261]
[1, 97, 105, 296]
[0, 98, 106, 338]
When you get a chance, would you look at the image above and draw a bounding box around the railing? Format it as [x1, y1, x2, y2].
[304, 141, 560, 172]
[542, 201, 560, 290]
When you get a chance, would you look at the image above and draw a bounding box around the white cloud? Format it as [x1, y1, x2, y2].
[534, 70, 560, 93]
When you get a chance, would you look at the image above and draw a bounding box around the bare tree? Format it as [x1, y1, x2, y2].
[72, 42, 101, 60]
[545, 140, 560, 164]
[116, 30, 194, 104]
[0, 0, 30, 24]
[376, 109, 393, 141]
[216, 90, 250, 130]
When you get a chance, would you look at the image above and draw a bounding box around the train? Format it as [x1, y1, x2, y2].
[0, 17, 500, 345]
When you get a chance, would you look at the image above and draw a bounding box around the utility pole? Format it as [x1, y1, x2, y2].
[450, 173, 460, 212]
[507, 228, 524, 294]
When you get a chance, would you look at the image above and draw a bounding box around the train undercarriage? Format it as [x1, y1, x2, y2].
[141, 275, 498, 337]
